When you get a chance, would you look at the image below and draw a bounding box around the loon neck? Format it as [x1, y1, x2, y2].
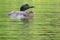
[20, 11, 25, 12]
[20, 10, 25, 11]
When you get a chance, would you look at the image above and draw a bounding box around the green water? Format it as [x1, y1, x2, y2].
[0, 0, 60, 40]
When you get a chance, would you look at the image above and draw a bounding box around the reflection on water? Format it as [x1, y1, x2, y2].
[20, 18, 33, 40]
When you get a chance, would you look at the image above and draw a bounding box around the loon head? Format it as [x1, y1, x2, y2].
[20, 4, 34, 11]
